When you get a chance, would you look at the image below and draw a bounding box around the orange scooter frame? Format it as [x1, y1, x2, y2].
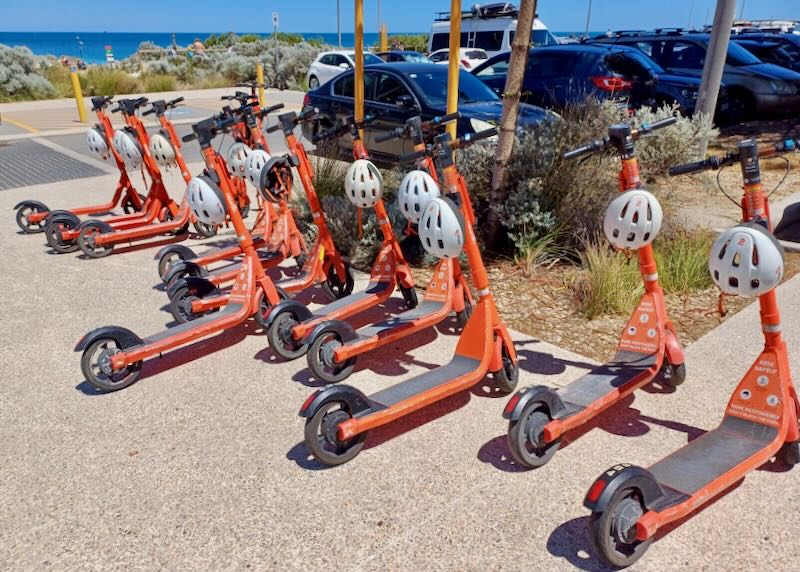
[297, 128, 518, 466]
[75, 114, 287, 392]
[261, 113, 416, 362]
[303, 113, 475, 384]
[14, 95, 145, 235]
[502, 119, 686, 469]
[584, 137, 800, 569]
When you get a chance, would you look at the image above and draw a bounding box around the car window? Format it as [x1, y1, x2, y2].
[510, 30, 560, 47]
[319, 54, 334, 66]
[610, 49, 664, 74]
[465, 50, 488, 60]
[724, 40, 763, 65]
[331, 54, 350, 68]
[372, 72, 412, 104]
[634, 42, 653, 57]
[407, 68, 499, 107]
[780, 40, 800, 60]
[364, 53, 383, 65]
[431, 33, 449, 52]
[430, 51, 448, 63]
[332, 73, 377, 99]
[527, 52, 579, 78]
[666, 41, 705, 68]
[474, 31, 505, 52]
[476, 55, 511, 77]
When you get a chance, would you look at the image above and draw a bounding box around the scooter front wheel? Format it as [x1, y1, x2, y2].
[121, 192, 146, 214]
[320, 261, 355, 300]
[507, 403, 560, 468]
[253, 287, 289, 327]
[193, 220, 218, 238]
[304, 401, 367, 466]
[80, 337, 142, 392]
[589, 486, 652, 568]
[655, 361, 686, 388]
[267, 310, 308, 360]
[492, 342, 519, 394]
[400, 284, 418, 309]
[77, 222, 114, 258]
[307, 332, 357, 384]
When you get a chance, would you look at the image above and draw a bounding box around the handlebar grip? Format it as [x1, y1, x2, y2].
[563, 139, 604, 160]
[375, 128, 403, 143]
[644, 116, 678, 132]
[266, 123, 282, 133]
[142, 108, 155, 116]
[398, 149, 427, 163]
[260, 103, 285, 117]
[182, 133, 197, 143]
[110, 105, 121, 113]
[462, 127, 497, 144]
[668, 159, 712, 176]
[169, 96, 184, 106]
[432, 111, 460, 125]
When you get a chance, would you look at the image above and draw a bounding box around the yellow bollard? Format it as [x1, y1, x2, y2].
[256, 63, 266, 107]
[446, 0, 461, 139]
[354, 0, 365, 139]
[70, 68, 87, 123]
[380, 24, 388, 52]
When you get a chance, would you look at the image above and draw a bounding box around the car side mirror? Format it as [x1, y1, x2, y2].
[396, 94, 417, 109]
[339, 62, 350, 70]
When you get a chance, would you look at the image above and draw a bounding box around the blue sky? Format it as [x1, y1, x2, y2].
[1, 0, 796, 33]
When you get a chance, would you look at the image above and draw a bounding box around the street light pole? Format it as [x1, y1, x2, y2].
[337, 0, 342, 48]
[584, 0, 592, 38]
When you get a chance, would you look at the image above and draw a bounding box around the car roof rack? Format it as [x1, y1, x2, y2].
[434, 2, 519, 22]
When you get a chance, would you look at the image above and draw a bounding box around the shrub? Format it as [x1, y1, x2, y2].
[141, 73, 176, 92]
[378, 34, 429, 53]
[574, 240, 642, 318]
[214, 55, 255, 82]
[0, 44, 56, 101]
[655, 229, 714, 294]
[194, 73, 231, 89]
[82, 66, 140, 96]
[311, 155, 349, 198]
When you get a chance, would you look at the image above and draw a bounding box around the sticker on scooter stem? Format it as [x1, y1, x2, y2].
[767, 395, 779, 407]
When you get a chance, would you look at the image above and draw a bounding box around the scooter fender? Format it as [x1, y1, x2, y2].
[163, 261, 208, 286]
[298, 384, 372, 419]
[76, 219, 113, 233]
[167, 276, 219, 301]
[14, 199, 49, 211]
[262, 300, 313, 331]
[154, 244, 197, 262]
[74, 326, 143, 352]
[302, 319, 358, 347]
[45, 210, 81, 227]
[584, 464, 664, 513]
[502, 385, 567, 422]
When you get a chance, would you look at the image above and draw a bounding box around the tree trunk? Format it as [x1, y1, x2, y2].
[485, 0, 537, 250]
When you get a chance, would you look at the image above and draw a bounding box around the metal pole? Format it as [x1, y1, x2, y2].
[70, 67, 87, 123]
[738, 0, 746, 20]
[584, 0, 592, 38]
[446, 0, 461, 139]
[696, 0, 736, 157]
[355, 0, 365, 138]
[337, 0, 342, 48]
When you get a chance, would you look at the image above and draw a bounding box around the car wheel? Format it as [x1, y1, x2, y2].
[721, 89, 755, 125]
[309, 75, 319, 89]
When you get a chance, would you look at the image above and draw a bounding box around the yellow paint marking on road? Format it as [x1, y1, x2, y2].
[2, 116, 40, 133]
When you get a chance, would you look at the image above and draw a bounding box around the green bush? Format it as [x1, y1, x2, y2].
[0, 44, 55, 101]
[655, 229, 714, 294]
[574, 241, 642, 318]
[311, 155, 349, 198]
[141, 73, 177, 92]
[82, 66, 140, 96]
[379, 34, 429, 52]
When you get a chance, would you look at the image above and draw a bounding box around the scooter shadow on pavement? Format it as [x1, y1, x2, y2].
[74, 318, 266, 395]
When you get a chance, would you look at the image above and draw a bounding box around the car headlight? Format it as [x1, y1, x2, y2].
[769, 80, 796, 95]
[469, 118, 495, 133]
[680, 88, 699, 100]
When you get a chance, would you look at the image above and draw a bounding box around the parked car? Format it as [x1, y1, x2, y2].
[735, 40, 800, 72]
[733, 32, 800, 66]
[590, 30, 800, 121]
[301, 62, 554, 163]
[471, 44, 710, 115]
[306, 50, 384, 89]
[429, 48, 489, 70]
[376, 51, 432, 63]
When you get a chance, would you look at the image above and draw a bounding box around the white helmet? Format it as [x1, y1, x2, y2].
[112, 128, 143, 170]
[245, 149, 271, 188]
[86, 126, 109, 160]
[397, 170, 440, 223]
[603, 189, 663, 250]
[227, 142, 252, 179]
[187, 175, 227, 226]
[709, 224, 784, 297]
[148, 132, 177, 167]
[419, 197, 465, 259]
[344, 159, 384, 209]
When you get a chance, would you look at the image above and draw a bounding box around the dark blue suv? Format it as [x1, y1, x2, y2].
[471, 44, 707, 115]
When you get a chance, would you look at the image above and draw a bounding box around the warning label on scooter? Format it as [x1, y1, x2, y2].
[618, 296, 659, 355]
[726, 357, 782, 428]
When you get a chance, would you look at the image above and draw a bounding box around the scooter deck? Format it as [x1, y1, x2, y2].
[311, 281, 392, 320]
[352, 300, 447, 341]
[143, 302, 244, 344]
[648, 416, 777, 510]
[204, 250, 282, 280]
[559, 351, 657, 411]
[357, 355, 481, 412]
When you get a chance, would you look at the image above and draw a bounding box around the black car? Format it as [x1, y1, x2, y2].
[734, 39, 800, 72]
[591, 30, 800, 121]
[471, 44, 707, 115]
[733, 32, 800, 62]
[301, 62, 554, 163]
[376, 50, 432, 63]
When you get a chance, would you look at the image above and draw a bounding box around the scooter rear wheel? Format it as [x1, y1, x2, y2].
[77, 222, 114, 258]
[507, 404, 560, 468]
[589, 487, 652, 569]
[169, 283, 222, 323]
[304, 402, 367, 466]
[81, 337, 142, 392]
[45, 216, 79, 253]
[267, 310, 308, 360]
[16, 203, 48, 234]
[307, 332, 357, 384]
[158, 251, 190, 282]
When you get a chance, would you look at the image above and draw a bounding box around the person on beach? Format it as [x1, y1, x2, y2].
[192, 38, 206, 58]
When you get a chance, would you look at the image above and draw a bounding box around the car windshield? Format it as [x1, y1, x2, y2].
[719, 40, 764, 65]
[403, 53, 432, 63]
[347, 52, 383, 65]
[407, 68, 499, 106]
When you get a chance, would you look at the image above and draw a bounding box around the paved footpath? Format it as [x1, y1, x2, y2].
[0, 143, 799, 569]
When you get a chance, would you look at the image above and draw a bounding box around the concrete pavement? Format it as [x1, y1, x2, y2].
[1, 159, 799, 571]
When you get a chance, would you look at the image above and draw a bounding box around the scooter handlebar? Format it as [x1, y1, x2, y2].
[398, 148, 427, 163]
[638, 115, 677, 135]
[563, 138, 606, 160]
[182, 133, 197, 143]
[375, 127, 404, 143]
[429, 111, 460, 126]
[265, 123, 282, 133]
[459, 127, 497, 146]
[168, 96, 184, 107]
[259, 103, 285, 118]
[668, 158, 715, 176]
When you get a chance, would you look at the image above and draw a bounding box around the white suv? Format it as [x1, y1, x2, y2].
[307, 50, 384, 89]
[429, 48, 489, 70]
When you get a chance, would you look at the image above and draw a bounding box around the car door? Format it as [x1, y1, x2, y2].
[662, 40, 707, 75]
[525, 51, 579, 107]
[315, 54, 336, 85]
[473, 54, 511, 96]
[364, 70, 421, 159]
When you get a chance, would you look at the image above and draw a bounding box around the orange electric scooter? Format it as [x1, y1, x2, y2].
[298, 127, 520, 466]
[502, 118, 687, 469]
[584, 138, 799, 569]
[14, 96, 146, 235]
[44, 97, 187, 254]
[262, 113, 417, 362]
[164, 110, 353, 323]
[75, 113, 289, 392]
[303, 112, 475, 383]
